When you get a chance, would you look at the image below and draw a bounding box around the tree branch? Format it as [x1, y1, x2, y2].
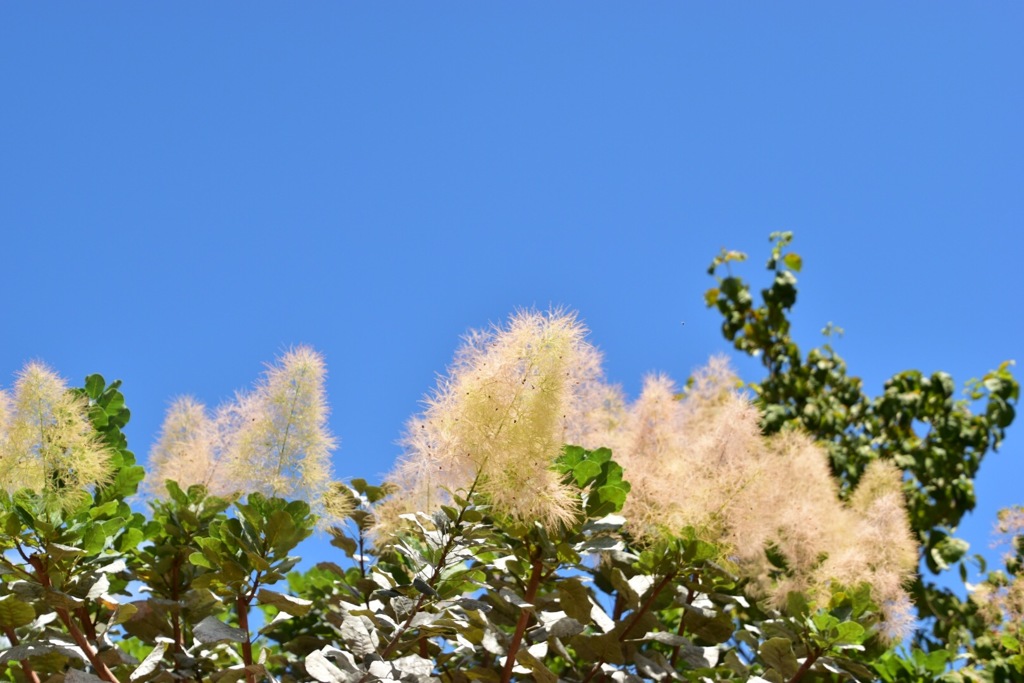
[3, 625, 41, 683]
[500, 555, 544, 683]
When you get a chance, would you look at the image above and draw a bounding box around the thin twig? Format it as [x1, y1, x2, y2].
[581, 571, 677, 683]
[670, 581, 697, 668]
[499, 554, 544, 683]
[786, 646, 821, 683]
[373, 476, 482, 665]
[3, 625, 41, 683]
[29, 555, 118, 682]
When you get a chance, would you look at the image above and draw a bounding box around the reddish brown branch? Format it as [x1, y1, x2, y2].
[670, 577, 698, 668]
[374, 477, 482, 665]
[3, 625, 41, 683]
[170, 558, 184, 652]
[786, 647, 821, 683]
[581, 571, 678, 683]
[500, 556, 544, 683]
[236, 593, 256, 683]
[620, 572, 676, 643]
[29, 555, 118, 682]
[75, 605, 99, 642]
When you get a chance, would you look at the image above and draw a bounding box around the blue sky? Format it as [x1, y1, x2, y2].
[2, 4, 1021, 577]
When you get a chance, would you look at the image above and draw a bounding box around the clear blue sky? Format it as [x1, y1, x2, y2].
[2, 4, 1021, 576]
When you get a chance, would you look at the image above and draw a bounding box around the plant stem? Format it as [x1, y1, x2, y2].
[611, 593, 625, 621]
[3, 625, 41, 683]
[29, 555, 118, 682]
[620, 571, 676, 642]
[76, 605, 99, 642]
[358, 529, 367, 580]
[236, 593, 256, 683]
[581, 571, 677, 683]
[170, 557, 184, 652]
[500, 555, 544, 683]
[786, 647, 821, 683]
[375, 476, 481, 663]
[670, 577, 698, 668]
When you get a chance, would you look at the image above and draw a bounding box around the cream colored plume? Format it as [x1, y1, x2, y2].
[147, 347, 349, 527]
[606, 356, 919, 641]
[379, 309, 608, 532]
[970, 506, 1024, 637]
[146, 396, 226, 496]
[0, 362, 113, 510]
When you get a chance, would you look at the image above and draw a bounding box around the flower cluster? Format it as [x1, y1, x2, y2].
[970, 506, 1024, 636]
[0, 362, 113, 510]
[583, 357, 919, 640]
[379, 309, 605, 532]
[372, 316, 920, 638]
[147, 346, 349, 526]
[5, 311, 924, 644]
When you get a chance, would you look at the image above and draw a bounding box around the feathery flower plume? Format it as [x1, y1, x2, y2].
[0, 362, 113, 510]
[604, 357, 919, 641]
[379, 309, 605, 533]
[224, 347, 343, 516]
[726, 431, 846, 598]
[0, 389, 11, 448]
[605, 358, 764, 543]
[970, 506, 1024, 636]
[148, 347, 350, 527]
[145, 396, 226, 497]
[844, 461, 919, 614]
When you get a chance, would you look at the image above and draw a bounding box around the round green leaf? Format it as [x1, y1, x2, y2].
[0, 595, 35, 628]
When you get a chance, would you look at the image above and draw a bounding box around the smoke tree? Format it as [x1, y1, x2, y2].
[0, 236, 1018, 682]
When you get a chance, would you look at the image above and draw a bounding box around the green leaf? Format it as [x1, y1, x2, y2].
[681, 538, 718, 563]
[572, 460, 602, 487]
[0, 595, 35, 628]
[84, 374, 105, 399]
[760, 637, 799, 678]
[764, 543, 789, 571]
[683, 604, 734, 644]
[786, 591, 810, 618]
[931, 536, 970, 570]
[515, 647, 557, 683]
[189, 551, 213, 569]
[4, 512, 22, 537]
[833, 621, 865, 645]
[812, 612, 840, 634]
[130, 642, 168, 681]
[609, 568, 640, 611]
[783, 252, 803, 272]
[46, 543, 86, 561]
[329, 530, 358, 557]
[570, 631, 624, 665]
[109, 602, 138, 626]
[558, 578, 593, 624]
[555, 445, 585, 473]
[117, 525, 144, 553]
[257, 589, 313, 616]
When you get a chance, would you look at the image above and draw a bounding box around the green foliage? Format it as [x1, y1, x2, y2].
[0, 434, 895, 682]
[75, 374, 146, 506]
[555, 446, 631, 519]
